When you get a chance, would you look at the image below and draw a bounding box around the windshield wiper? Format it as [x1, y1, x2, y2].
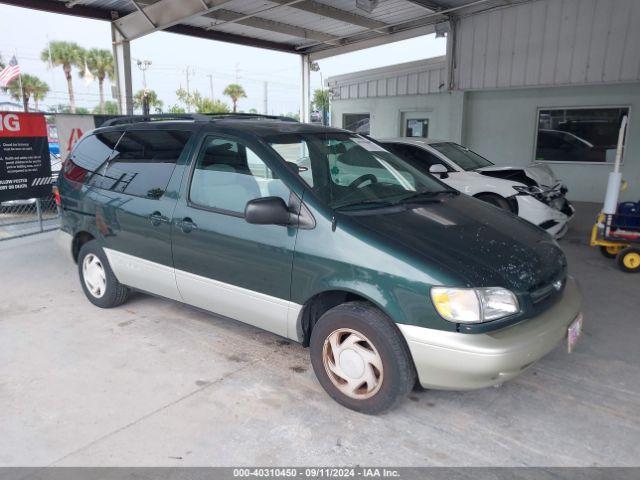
[396, 189, 459, 204]
[334, 199, 396, 211]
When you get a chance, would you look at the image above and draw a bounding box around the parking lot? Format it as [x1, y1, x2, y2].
[0, 202, 638, 467]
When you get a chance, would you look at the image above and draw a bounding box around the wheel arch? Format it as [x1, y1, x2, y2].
[72, 230, 96, 263]
[296, 289, 390, 347]
[473, 191, 519, 214]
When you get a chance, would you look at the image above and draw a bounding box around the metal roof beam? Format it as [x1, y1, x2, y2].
[204, 9, 340, 44]
[302, 0, 493, 59]
[404, 0, 449, 11]
[114, 0, 235, 40]
[308, 24, 436, 61]
[269, 0, 388, 31]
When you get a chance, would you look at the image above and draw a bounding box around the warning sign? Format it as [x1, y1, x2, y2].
[0, 112, 52, 202]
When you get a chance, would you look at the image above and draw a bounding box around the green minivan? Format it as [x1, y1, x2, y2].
[57, 114, 583, 414]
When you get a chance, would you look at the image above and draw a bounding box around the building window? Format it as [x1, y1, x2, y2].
[535, 107, 629, 163]
[343, 113, 370, 135]
[405, 118, 429, 138]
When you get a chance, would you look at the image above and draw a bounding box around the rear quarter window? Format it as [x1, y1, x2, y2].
[63, 131, 122, 183]
[88, 129, 192, 199]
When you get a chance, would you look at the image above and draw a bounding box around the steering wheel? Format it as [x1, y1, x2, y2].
[348, 174, 378, 189]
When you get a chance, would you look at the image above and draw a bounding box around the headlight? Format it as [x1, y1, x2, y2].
[513, 185, 543, 195]
[431, 287, 519, 323]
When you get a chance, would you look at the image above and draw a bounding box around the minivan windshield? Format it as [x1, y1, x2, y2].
[430, 142, 494, 171]
[267, 132, 453, 210]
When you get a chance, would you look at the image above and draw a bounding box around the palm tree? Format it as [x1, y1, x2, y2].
[4, 74, 49, 112]
[133, 89, 164, 113]
[223, 83, 247, 113]
[82, 48, 114, 114]
[41, 41, 85, 113]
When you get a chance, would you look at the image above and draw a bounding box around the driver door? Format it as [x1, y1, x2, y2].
[171, 134, 298, 337]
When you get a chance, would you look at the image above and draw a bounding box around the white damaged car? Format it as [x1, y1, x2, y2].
[380, 138, 575, 238]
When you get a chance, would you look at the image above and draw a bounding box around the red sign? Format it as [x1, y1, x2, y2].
[0, 111, 52, 202]
[0, 112, 47, 138]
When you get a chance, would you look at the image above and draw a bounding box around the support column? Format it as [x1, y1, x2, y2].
[111, 23, 134, 115]
[300, 54, 310, 123]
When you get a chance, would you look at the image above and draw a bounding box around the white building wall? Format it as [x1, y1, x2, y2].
[330, 91, 465, 141]
[462, 83, 640, 203]
[454, 0, 640, 90]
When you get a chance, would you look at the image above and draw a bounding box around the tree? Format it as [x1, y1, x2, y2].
[4, 74, 49, 112]
[167, 104, 186, 114]
[92, 101, 119, 115]
[175, 88, 230, 114]
[82, 48, 113, 114]
[50, 104, 89, 114]
[133, 89, 164, 113]
[312, 89, 330, 111]
[41, 41, 85, 113]
[223, 83, 247, 113]
[248, 108, 258, 114]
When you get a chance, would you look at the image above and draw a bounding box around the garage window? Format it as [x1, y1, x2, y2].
[405, 118, 429, 138]
[343, 113, 370, 135]
[535, 107, 629, 163]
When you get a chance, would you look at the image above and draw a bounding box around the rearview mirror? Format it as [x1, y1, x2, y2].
[429, 163, 449, 179]
[245, 197, 292, 226]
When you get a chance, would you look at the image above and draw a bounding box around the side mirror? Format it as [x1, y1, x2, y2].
[245, 196, 292, 226]
[429, 163, 449, 179]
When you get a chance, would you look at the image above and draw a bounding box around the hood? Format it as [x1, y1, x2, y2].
[342, 194, 566, 293]
[477, 163, 558, 188]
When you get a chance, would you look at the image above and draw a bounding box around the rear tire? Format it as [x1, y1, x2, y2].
[617, 247, 640, 273]
[310, 301, 416, 414]
[475, 193, 511, 211]
[78, 240, 130, 308]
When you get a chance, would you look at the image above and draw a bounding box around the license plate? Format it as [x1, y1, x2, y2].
[567, 313, 583, 353]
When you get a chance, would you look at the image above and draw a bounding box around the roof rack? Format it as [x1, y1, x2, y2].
[100, 112, 298, 127]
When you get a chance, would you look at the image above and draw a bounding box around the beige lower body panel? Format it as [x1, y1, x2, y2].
[56, 230, 73, 260]
[399, 277, 583, 390]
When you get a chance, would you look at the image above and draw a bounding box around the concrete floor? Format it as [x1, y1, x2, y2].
[0, 202, 638, 467]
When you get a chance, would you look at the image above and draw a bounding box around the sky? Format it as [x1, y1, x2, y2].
[0, 3, 446, 115]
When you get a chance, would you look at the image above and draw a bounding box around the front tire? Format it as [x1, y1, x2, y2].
[310, 302, 416, 414]
[475, 193, 511, 211]
[78, 240, 130, 308]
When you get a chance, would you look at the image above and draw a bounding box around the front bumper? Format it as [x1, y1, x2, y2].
[516, 195, 574, 239]
[398, 277, 582, 390]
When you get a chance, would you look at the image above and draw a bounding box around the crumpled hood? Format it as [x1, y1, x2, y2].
[477, 163, 559, 188]
[344, 194, 567, 292]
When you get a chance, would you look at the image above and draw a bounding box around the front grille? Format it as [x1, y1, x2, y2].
[530, 276, 566, 305]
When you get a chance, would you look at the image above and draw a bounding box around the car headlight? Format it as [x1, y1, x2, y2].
[513, 185, 543, 195]
[430, 287, 519, 323]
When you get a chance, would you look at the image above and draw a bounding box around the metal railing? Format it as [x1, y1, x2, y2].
[0, 191, 60, 241]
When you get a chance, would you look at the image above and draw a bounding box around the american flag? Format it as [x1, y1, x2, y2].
[0, 55, 20, 88]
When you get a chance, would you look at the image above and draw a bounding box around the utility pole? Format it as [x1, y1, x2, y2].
[184, 66, 195, 96]
[207, 74, 214, 100]
[235, 63, 241, 83]
[263, 81, 268, 115]
[183, 66, 195, 111]
[136, 59, 152, 115]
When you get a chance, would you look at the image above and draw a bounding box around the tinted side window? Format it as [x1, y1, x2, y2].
[91, 130, 192, 198]
[64, 131, 122, 183]
[190, 137, 289, 214]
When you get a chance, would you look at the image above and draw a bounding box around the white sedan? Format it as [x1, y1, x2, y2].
[379, 138, 574, 238]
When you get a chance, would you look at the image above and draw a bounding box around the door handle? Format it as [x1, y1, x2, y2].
[177, 217, 198, 233]
[149, 211, 168, 227]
